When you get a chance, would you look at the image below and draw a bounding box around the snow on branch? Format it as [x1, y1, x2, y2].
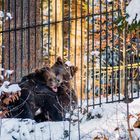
[126, 0, 140, 24]
[0, 81, 21, 96]
[65, 61, 72, 66]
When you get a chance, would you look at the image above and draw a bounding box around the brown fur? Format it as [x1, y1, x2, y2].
[22, 66, 59, 93]
[51, 57, 78, 112]
[7, 59, 77, 121]
[10, 66, 63, 121]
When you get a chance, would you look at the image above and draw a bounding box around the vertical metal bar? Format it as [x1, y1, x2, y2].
[99, 0, 102, 106]
[74, 0, 77, 91]
[130, 32, 133, 99]
[105, 0, 108, 102]
[68, 1, 71, 140]
[48, 0, 50, 61]
[34, 0, 37, 68]
[28, 0, 30, 73]
[41, 0, 43, 63]
[92, 0, 95, 108]
[68, 0, 71, 60]
[62, 0, 64, 59]
[111, 1, 114, 102]
[8, 0, 11, 70]
[20, 0, 23, 78]
[2, 0, 4, 70]
[136, 28, 140, 98]
[86, 0, 90, 111]
[123, 2, 127, 100]
[80, 0, 83, 108]
[54, 0, 57, 60]
[14, 0, 17, 81]
[118, 0, 121, 102]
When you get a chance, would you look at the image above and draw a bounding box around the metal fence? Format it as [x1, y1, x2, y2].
[0, 0, 140, 109]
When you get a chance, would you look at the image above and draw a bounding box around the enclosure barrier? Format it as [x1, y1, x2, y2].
[0, 0, 139, 109]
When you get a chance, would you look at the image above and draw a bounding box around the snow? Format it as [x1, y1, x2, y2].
[65, 61, 72, 66]
[91, 51, 100, 57]
[0, 11, 4, 18]
[6, 12, 12, 20]
[35, 108, 42, 116]
[1, 95, 140, 139]
[8, 84, 21, 93]
[1, 119, 70, 140]
[0, 81, 21, 96]
[4, 70, 14, 78]
[126, 0, 140, 24]
[0, 68, 4, 72]
[1, 46, 5, 48]
[107, 0, 113, 2]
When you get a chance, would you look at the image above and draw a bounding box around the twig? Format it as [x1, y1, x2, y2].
[126, 103, 133, 140]
[0, 117, 2, 138]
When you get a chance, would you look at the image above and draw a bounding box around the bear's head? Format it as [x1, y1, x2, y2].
[35, 67, 58, 92]
[21, 67, 58, 93]
[51, 57, 78, 84]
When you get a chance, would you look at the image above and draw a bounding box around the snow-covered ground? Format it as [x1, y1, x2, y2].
[1, 95, 140, 140]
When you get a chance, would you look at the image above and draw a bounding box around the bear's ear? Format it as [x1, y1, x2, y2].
[70, 66, 78, 77]
[41, 66, 51, 73]
[74, 66, 78, 73]
[35, 66, 50, 75]
[35, 69, 40, 73]
[56, 57, 63, 65]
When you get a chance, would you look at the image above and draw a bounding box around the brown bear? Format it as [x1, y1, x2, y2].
[51, 57, 78, 113]
[9, 66, 63, 122]
[20, 66, 58, 93]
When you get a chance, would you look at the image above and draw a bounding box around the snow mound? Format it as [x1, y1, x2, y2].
[1, 97, 140, 139]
